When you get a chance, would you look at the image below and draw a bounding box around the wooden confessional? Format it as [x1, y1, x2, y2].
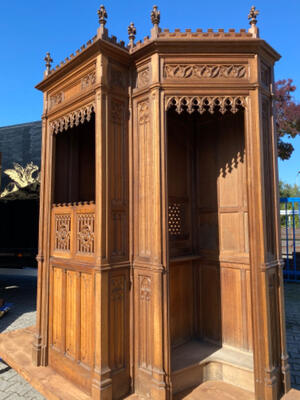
[0, 5, 292, 400]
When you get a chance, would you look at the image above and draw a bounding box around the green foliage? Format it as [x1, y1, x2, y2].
[279, 180, 300, 198]
[279, 180, 300, 228]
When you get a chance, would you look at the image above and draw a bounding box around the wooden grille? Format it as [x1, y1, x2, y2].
[77, 213, 95, 254]
[55, 215, 71, 251]
[168, 203, 183, 237]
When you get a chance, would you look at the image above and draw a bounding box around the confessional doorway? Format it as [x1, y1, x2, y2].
[166, 106, 254, 393]
[49, 114, 96, 393]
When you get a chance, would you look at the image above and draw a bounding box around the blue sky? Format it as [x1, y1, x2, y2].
[0, 0, 299, 183]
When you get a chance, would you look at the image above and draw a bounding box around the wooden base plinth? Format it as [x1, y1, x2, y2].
[282, 389, 300, 399]
[0, 327, 90, 400]
[0, 328, 257, 400]
[171, 340, 254, 394]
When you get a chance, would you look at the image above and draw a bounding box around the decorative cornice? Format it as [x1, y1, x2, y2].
[164, 64, 248, 80]
[49, 102, 95, 134]
[166, 96, 247, 114]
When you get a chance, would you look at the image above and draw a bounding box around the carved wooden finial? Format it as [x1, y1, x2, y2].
[151, 5, 161, 39]
[97, 5, 108, 38]
[98, 5, 107, 26]
[44, 52, 53, 77]
[128, 22, 136, 48]
[151, 5, 160, 26]
[248, 6, 259, 37]
[248, 5, 259, 25]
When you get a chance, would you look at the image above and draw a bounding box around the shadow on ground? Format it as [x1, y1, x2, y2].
[0, 268, 37, 333]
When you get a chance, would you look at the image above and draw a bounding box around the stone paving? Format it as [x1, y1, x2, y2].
[0, 268, 44, 400]
[284, 282, 300, 390]
[0, 268, 299, 399]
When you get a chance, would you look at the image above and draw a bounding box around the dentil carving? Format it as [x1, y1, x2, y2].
[164, 64, 248, 80]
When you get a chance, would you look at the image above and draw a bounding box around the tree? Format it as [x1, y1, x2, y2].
[274, 79, 300, 160]
[279, 180, 300, 197]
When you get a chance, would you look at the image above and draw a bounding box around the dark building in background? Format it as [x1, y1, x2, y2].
[0, 121, 42, 267]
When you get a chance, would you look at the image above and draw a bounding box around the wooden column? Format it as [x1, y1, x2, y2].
[132, 81, 170, 398]
[33, 97, 53, 366]
[245, 84, 290, 399]
[92, 53, 112, 400]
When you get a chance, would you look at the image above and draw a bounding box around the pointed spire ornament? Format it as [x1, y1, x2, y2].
[128, 22, 136, 49]
[151, 5, 160, 26]
[151, 5, 161, 39]
[97, 5, 108, 38]
[44, 52, 53, 77]
[98, 5, 107, 26]
[248, 6, 259, 37]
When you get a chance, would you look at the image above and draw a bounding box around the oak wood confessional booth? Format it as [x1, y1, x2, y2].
[0, 5, 292, 400]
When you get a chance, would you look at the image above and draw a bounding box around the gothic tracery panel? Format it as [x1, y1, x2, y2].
[76, 213, 95, 254]
[55, 215, 71, 251]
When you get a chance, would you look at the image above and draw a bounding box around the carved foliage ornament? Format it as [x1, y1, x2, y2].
[81, 72, 96, 89]
[138, 101, 150, 124]
[164, 64, 248, 80]
[55, 215, 71, 251]
[166, 96, 247, 115]
[50, 103, 95, 134]
[137, 68, 150, 88]
[50, 92, 64, 109]
[77, 213, 95, 254]
[140, 276, 151, 301]
[111, 100, 124, 124]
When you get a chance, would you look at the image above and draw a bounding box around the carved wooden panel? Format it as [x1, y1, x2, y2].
[170, 261, 194, 346]
[49, 92, 64, 110]
[55, 215, 71, 252]
[164, 64, 248, 80]
[261, 62, 271, 87]
[65, 270, 79, 359]
[80, 273, 93, 367]
[134, 100, 153, 259]
[262, 98, 276, 260]
[76, 213, 95, 254]
[81, 72, 96, 89]
[268, 270, 281, 368]
[49, 263, 93, 391]
[110, 275, 126, 371]
[137, 67, 150, 88]
[138, 275, 152, 369]
[109, 99, 128, 261]
[51, 203, 96, 260]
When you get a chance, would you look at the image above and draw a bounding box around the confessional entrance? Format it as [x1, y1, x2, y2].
[167, 107, 254, 393]
[49, 114, 97, 393]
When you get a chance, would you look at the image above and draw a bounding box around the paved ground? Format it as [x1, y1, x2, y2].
[285, 283, 300, 390]
[0, 268, 44, 400]
[0, 268, 299, 398]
